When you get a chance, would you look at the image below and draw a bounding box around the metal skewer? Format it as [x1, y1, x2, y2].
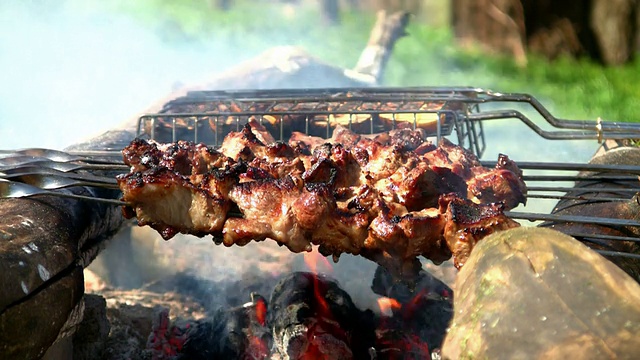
[0, 179, 127, 206]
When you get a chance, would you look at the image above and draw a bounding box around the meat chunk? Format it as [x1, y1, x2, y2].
[443, 196, 520, 269]
[119, 169, 233, 240]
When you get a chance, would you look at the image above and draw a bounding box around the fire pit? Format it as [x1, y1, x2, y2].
[2, 87, 640, 359]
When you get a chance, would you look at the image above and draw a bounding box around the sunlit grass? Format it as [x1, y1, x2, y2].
[68, 0, 640, 122]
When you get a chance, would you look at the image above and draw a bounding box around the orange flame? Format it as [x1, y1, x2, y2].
[302, 247, 334, 326]
[377, 297, 402, 316]
[303, 246, 333, 274]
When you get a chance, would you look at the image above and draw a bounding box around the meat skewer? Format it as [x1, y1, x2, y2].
[117, 121, 526, 278]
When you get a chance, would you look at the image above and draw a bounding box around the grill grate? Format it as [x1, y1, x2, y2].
[136, 87, 640, 158]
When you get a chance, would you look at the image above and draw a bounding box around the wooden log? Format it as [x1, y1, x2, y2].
[540, 146, 640, 281]
[0, 187, 124, 358]
[128, 10, 409, 106]
[0, 266, 84, 360]
[442, 227, 640, 359]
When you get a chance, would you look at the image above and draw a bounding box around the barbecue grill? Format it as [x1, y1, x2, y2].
[2, 86, 640, 265]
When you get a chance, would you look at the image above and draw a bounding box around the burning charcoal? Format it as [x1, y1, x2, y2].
[178, 293, 271, 360]
[371, 264, 452, 302]
[146, 308, 192, 359]
[268, 272, 376, 360]
[371, 265, 453, 357]
[372, 327, 432, 360]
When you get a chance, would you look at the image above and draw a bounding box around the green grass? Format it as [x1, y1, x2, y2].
[68, 0, 640, 122]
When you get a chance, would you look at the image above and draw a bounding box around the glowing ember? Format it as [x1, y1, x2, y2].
[243, 294, 270, 359]
[147, 308, 189, 360]
[377, 296, 402, 317]
[254, 296, 267, 327]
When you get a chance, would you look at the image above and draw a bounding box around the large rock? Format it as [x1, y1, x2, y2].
[442, 227, 640, 359]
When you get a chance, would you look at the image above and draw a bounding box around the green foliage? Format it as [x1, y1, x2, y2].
[70, 0, 640, 122]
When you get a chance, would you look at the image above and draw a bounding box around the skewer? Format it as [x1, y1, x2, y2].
[560, 232, 640, 244]
[0, 166, 120, 184]
[526, 186, 640, 193]
[0, 179, 127, 206]
[0, 148, 123, 165]
[481, 160, 640, 174]
[522, 174, 638, 182]
[525, 194, 629, 202]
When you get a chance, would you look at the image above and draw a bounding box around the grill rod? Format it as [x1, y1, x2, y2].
[481, 160, 640, 174]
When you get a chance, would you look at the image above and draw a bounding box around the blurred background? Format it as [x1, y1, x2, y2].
[1, 0, 639, 150]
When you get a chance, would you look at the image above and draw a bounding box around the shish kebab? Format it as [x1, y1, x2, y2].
[117, 120, 526, 278]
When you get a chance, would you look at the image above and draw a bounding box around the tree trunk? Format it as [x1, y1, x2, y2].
[590, 0, 636, 65]
[353, 10, 410, 82]
[452, 0, 638, 65]
[452, 0, 527, 66]
[321, 0, 340, 25]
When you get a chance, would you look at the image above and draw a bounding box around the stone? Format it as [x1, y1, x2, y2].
[442, 227, 640, 359]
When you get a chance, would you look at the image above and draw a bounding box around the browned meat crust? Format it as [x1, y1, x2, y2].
[118, 123, 526, 272]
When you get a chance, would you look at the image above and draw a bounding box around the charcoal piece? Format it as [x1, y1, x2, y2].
[268, 271, 376, 360]
[373, 326, 432, 360]
[397, 288, 453, 354]
[178, 293, 271, 360]
[146, 307, 192, 359]
[372, 292, 452, 359]
[371, 264, 452, 302]
[371, 265, 453, 356]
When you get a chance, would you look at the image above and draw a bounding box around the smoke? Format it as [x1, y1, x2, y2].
[2, 1, 603, 315]
[0, 1, 238, 150]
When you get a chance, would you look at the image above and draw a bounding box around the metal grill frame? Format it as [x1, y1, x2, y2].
[136, 86, 640, 158]
[136, 87, 487, 156]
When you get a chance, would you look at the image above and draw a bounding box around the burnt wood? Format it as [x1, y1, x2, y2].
[179, 294, 271, 359]
[372, 265, 453, 356]
[0, 266, 84, 359]
[268, 272, 376, 360]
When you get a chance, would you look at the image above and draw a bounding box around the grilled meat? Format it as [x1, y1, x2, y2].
[118, 123, 526, 271]
[443, 196, 520, 268]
